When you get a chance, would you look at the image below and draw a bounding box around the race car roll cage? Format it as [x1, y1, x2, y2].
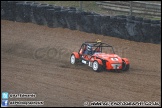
[78, 42, 115, 55]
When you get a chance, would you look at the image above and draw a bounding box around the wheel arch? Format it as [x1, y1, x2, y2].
[94, 58, 103, 65]
[122, 58, 130, 64]
[72, 52, 80, 59]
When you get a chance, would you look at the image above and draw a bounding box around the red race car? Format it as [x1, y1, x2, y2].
[70, 40, 130, 72]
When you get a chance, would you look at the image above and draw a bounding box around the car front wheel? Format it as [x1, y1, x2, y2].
[122, 61, 130, 71]
[92, 61, 102, 72]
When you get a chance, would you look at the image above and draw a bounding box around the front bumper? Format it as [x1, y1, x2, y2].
[111, 64, 122, 69]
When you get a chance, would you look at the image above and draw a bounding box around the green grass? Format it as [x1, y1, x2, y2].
[37, 1, 161, 20]
[37, 1, 80, 8]
[37, 1, 102, 12]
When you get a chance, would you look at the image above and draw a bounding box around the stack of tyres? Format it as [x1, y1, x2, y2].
[125, 16, 137, 41]
[46, 9, 55, 28]
[30, 3, 41, 24]
[100, 15, 111, 36]
[81, 14, 94, 33]
[43, 4, 55, 26]
[15, 2, 26, 22]
[53, 6, 62, 11]
[93, 15, 102, 34]
[75, 11, 82, 30]
[140, 18, 151, 43]
[53, 10, 62, 28]
[36, 4, 56, 25]
[150, 20, 161, 44]
[2, 1, 19, 21]
[68, 7, 77, 11]
[104, 16, 120, 37]
[134, 16, 143, 22]
[116, 16, 129, 39]
[133, 17, 144, 42]
[65, 9, 78, 30]
[116, 15, 127, 18]
[78, 11, 94, 32]
[46, 6, 63, 28]
[9, 1, 20, 21]
[1, 1, 8, 20]
[132, 20, 143, 42]
[23, 1, 34, 23]
[35, 4, 50, 25]
[52, 6, 65, 28]
[75, 11, 84, 31]
[75, 11, 81, 30]
[141, 22, 152, 43]
[59, 9, 68, 28]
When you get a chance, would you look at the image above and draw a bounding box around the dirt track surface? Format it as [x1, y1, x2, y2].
[1, 20, 161, 107]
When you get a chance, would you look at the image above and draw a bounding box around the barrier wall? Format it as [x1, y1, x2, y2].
[1, 1, 161, 44]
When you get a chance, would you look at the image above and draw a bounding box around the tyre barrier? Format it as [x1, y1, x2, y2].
[93, 15, 102, 34]
[65, 10, 78, 30]
[1, 1, 161, 44]
[2, 1, 20, 21]
[116, 15, 127, 18]
[46, 9, 55, 28]
[151, 20, 160, 24]
[127, 15, 135, 20]
[22, 1, 34, 23]
[35, 4, 50, 25]
[134, 17, 143, 22]
[46, 6, 69, 28]
[100, 15, 110, 36]
[30, 2, 41, 24]
[143, 19, 151, 23]
[82, 14, 94, 33]
[54, 9, 67, 28]
[1, 1, 8, 20]
[149, 24, 161, 44]
[126, 19, 142, 41]
[130, 21, 143, 42]
[77, 11, 95, 32]
[141, 23, 152, 43]
[103, 16, 121, 37]
[15, 1, 34, 23]
[115, 17, 129, 39]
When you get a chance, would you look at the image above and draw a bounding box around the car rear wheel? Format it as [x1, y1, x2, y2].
[70, 54, 79, 64]
[70, 54, 76, 64]
[92, 61, 102, 72]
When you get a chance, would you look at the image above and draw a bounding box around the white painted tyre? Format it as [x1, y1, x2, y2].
[70, 54, 76, 64]
[93, 61, 99, 71]
[92, 61, 102, 72]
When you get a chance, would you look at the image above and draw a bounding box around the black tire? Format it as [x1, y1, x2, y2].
[92, 61, 102, 72]
[127, 15, 135, 20]
[116, 15, 126, 18]
[70, 54, 79, 65]
[141, 22, 152, 43]
[122, 61, 130, 71]
[46, 9, 55, 28]
[134, 17, 143, 22]
[151, 20, 160, 24]
[143, 19, 151, 23]
[65, 11, 77, 30]
[30, 3, 41, 24]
